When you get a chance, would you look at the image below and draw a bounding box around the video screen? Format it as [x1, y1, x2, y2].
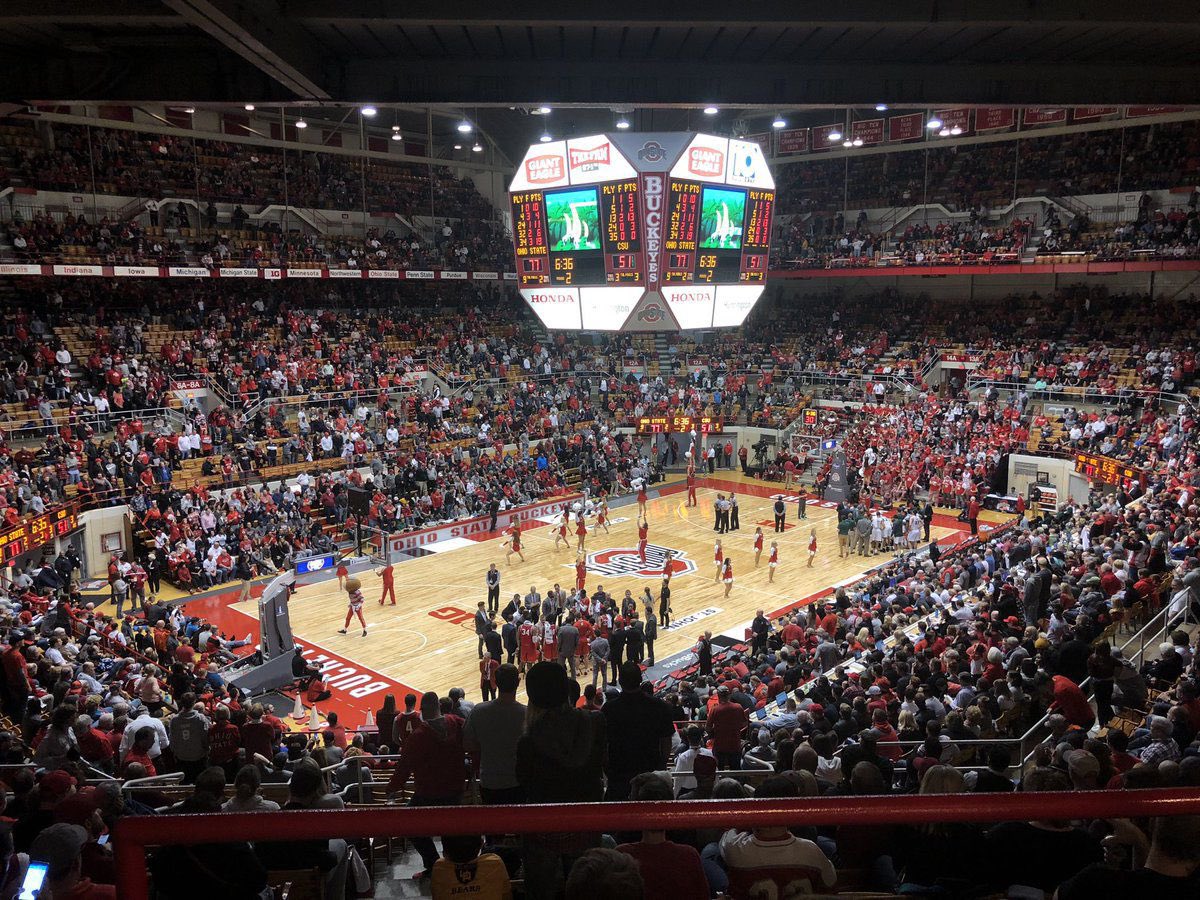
[546, 187, 601, 252]
[698, 186, 746, 250]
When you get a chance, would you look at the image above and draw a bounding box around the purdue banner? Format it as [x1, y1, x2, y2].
[824, 450, 850, 503]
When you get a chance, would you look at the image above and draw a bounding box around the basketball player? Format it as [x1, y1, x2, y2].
[721, 557, 734, 597]
[768, 541, 779, 582]
[713, 539, 724, 581]
[553, 509, 570, 550]
[540, 618, 558, 663]
[686, 466, 697, 507]
[637, 515, 649, 562]
[505, 521, 525, 564]
[635, 478, 648, 517]
[575, 512, 588, 552]
[575, 614, 593, 676]
[338, 576, 367, 636]
[753, 527, 764, 566]
[517, 617, 538, 672]
[378, 562, 396, 606]
[807, 527, 818, 568]
[596, 497, 610, 534]
[575, 553, 587, 594]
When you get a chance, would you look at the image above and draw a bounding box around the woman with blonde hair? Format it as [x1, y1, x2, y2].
[894, 763, 979, 893]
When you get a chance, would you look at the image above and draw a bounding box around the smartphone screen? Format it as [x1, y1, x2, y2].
[19, 862, 48, 900]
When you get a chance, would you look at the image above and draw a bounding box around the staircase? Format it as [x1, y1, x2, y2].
[653, 333, 675, 379]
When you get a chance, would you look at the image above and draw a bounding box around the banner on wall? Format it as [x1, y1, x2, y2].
[776, 128, 809, 155]
[887, 113, 924, 142]
[975, 108, 1016, 132]
[1023, 108, 1068, 127]
[850, 118, 885, 145]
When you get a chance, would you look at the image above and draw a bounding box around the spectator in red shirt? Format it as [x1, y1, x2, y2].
[617, 775, 710, 900]
[707, 686, 749, 769]
[322, 711, 349, 750]
[1049, 674, 1096, 730]
[73, 716, 115, 775]
[206, 705, 242, 779]
[239, 703, 276, 762]
[122, 727, 158, 777]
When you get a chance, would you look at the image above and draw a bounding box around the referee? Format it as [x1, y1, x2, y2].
[773, 497, 786, 532]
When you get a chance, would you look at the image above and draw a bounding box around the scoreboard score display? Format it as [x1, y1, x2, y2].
[0, 505, 79, 562]
[636, 415, 724, 434]
[1073, 453, 1146, 489]
[509, 132, 775, 331]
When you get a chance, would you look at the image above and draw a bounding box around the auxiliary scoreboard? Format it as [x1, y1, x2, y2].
[509, 132, 775, 331]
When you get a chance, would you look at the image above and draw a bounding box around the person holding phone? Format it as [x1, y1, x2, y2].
[27, 822, 116, 898]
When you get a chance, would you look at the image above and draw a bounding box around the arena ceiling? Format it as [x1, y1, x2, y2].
[5, 1, 1200, 107]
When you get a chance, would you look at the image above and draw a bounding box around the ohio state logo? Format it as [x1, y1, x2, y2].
[578, 544, 697, 579]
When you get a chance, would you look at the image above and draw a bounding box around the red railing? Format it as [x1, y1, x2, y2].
[113, 789, 1200, 898]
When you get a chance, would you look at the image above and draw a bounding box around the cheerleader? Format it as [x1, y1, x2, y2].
[753, 527, 764, 567]
[713, 539, 724, 581]
[662, 551, 675, 585]
[575, 513, 588, 552]
[721, 557, 734, 597]
[636, 515, 649, 562]
[505, 522, 525, 564]
[575, 553, 587, 593]
[635, 477, 648, 517]
[596, 498, 610, 534]
[768, 541, 779, 582]
[337, 576, 367, 637]
[807, 528, 817, 568]
[553, 509, 570, 550]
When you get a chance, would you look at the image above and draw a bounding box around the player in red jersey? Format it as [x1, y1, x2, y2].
[753, 527, 764, 566]
[378, 563, 396, 606]
[595, 498, 610, 534]
[517, 619, 538, 672]
[722, 557, 734, 597]
[575, 615, 593, 676]
[338, 576, 367, 637]
[713, 539, 724, 581]
[553, 509, 571, 550]
[575, 513, 588, 552]
[575, 554, 587, 593]
[506, 522, 525, 564]
[686, 467, 697, 507]
[807, 527, 818, 568]
[768, 541, 779, 582]
[637, 516, 649, 562]
[540, 619, 558, 662]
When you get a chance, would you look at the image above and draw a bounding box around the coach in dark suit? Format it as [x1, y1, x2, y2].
[773, 497, 787, 532]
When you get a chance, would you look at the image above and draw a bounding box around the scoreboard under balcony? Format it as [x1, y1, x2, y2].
[509, 132, 775, 331]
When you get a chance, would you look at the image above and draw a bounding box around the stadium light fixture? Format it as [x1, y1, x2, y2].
[182, 107, 195, 114]
[703, 106, 719, 116]
[615, 116, 631, 129]
[453, 143, 462, 150]
[926, 116, 943, 130]
[457, 120, 473, 133]
[842, 140, 853, 148]
[392, 124, 401, 132]
[391, 133, 403, 141]
[772, 114, 787, 129]
[950, 126, 962, 136]
[939, 128, 951, 137]
[540, 132, 552, 142]
[853, 138, 864, 147]
[828, 129, 842, 142]
[243, 104, 255, 112]
[361, 105, 377, 117]
[875, 103, 888, 111]
[472, 142, 483, 152]
[295, 118, 307, 129]
[534, 106, 552, 115]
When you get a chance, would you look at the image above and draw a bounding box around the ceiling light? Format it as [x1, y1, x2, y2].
[703, 106, 719, 116]
[243, 104, 255, 112]
[392, 124, 401, 132]
[361, 105, 377, 117]
[772, 114, 787, 129]
[950, 126, 962, 136]
[182, 107, 195, 114]
[853, 138, 864, 147]
[939, 128, 950, 137]
[828, 129, 842, 141]
[472, 142, 483, 152]
[453, 143, 462, 150]
[391, 133, 403, 141]
[875, 103, 889, 112]
[534, 106, 551, 115]
[295, 119, 307, 129]
[457, 120, 473, 133]
[843, 140, 853, 148]
[539, 132, 552, 143]
[927, 117, 943, 130]
[615, 117, 630, 129]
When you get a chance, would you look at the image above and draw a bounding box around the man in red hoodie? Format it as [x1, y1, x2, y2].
[387, 691, 466, 881]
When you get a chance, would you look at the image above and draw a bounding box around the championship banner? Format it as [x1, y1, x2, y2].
[744, 132, 771, 152]
[776, 128, 809, 155]
[811, 125, 841, 150]
[975, 108, 1016, 132]
[850, 118, 885, 146]
[1072, 106, 1119, 122]
[1023, 108, 1067, 127]
[1127, 106, 1184, 118]
[887, 113, 924, 142]
[934, 108, 971, 134]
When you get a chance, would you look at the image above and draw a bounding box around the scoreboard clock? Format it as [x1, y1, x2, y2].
[0, 505, 79, 562]
[1073, 453, 1146, 488]
[509, 132, 775, 331]
[636, 415, 724, 434]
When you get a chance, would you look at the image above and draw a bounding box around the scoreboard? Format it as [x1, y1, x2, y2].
[636, 415, 724, 434]
[509, 132, 775, 331]
[0, 505, 79, 562]
[1074, 453, 1146, 489]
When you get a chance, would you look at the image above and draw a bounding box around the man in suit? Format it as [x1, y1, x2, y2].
[501, 617, 518, 664]
[773, 497, 787, 532]
[609, 621, 628, 683]
[557, 615, 580, 677]
[697, 631, 713, 677]
[643, 607, 659, 666]
[626, 618, 645, 666]
[474, 602, 491, 659]
[750, 610, 770, 656]
[485, 564, 501, 615]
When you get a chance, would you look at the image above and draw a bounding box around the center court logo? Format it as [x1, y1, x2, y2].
[581, 544, 697, 579]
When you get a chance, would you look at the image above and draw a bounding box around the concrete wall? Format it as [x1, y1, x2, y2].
[1007, 453, 1091, 510]
[78, 506, 132, 578]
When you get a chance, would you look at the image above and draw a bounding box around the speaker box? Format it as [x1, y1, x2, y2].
[347, 486, 371, 517]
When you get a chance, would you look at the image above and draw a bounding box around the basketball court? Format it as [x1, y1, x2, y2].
[184, 473, 1008, 728]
